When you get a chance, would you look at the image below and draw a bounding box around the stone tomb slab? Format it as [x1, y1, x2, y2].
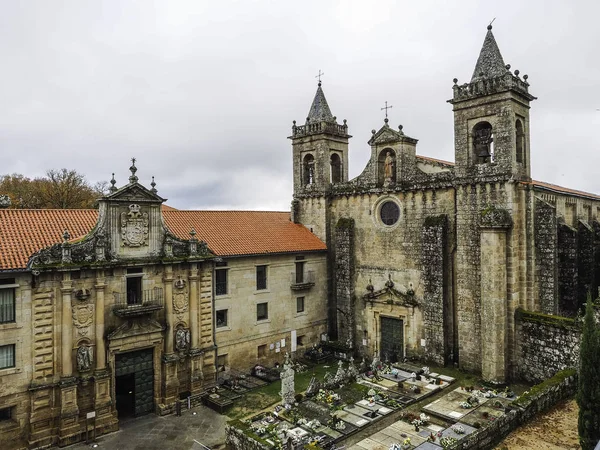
[336, 410, 368, 428]
[441, 422, 477, 441]
[343, 403, 379, 421]
[350, 437, 388, 450]
[422, 388, 488, 422]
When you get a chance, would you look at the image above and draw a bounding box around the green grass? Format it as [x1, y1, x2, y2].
[226, 362, 339, 420]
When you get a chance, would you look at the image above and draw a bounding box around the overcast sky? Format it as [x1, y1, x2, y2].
[1, 0, 599, 210]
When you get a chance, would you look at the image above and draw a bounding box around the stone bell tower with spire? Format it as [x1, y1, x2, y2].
[449, 24, 536, 181]
[289, 81, 351, 241]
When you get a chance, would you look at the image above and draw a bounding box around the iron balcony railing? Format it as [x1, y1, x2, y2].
[112, 287, 164, 317]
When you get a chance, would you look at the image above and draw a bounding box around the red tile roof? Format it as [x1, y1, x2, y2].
[0, 209, 325, 270]
[163, 210, 326, 257]
[0, 209, 98, 271]
[531, 180, 600, 201]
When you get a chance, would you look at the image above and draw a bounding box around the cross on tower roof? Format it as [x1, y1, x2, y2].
[315, 70, 324, 85]
[381, 101, 393, 119]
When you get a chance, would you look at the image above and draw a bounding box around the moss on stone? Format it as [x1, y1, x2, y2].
[512, 368, 576, 408]
[336, 217, 355, 229]
[516, 308, 578, 329]
[424, 214, 447, 227]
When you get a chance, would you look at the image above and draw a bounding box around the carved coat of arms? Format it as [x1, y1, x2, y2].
[121, 204, 149, 247]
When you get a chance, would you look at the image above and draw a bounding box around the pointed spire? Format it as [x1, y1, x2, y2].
[307, 82, 334, 122]
[471, 25, 508, 82]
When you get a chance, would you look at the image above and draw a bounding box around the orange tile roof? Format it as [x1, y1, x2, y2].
[0, 209, 325, 270]
[0, 209, 98, 271]
[416, 155, 455, 166]
[163, 210, 327, 257]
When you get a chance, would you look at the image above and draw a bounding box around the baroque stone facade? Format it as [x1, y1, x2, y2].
[290, 25, 600, 383]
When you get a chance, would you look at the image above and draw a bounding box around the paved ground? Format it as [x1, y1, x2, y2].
[67, 406, 227, 450]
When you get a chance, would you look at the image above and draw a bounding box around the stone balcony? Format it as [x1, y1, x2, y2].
[290, 270, 315, 291]
[112, 287, 164, 317]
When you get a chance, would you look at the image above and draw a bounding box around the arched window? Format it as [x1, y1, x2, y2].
[330, 153, 342, 184]
[472, 121, 494, 164]
[378, 148, 396, 185]
[303, 154, 315, 185]
[516, 119, 525, 165]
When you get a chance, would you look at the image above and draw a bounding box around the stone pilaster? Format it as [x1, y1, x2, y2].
[422, 215, 448, 365]
[93, 370, 118, 437]
[334, 218, 355, 347]
[164, 265, 174, 353]
[94, 273, 106, 370]
[58, 377, 80, 447]
[189, 264, 199, 349]
[61, 275, 73, 377]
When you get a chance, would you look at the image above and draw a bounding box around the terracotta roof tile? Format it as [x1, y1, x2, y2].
[0, 209, 325, 271]
[0, 209, 98, 271]
[531, 180, 600, 201]
[163, 210, 327, 257]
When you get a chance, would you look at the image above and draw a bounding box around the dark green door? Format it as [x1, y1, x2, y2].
[115, 348, 154, 417]
[380, 317, 404, 363]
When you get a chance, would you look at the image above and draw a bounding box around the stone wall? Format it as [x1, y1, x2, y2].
[534, 198, 557, 314]
[515, 309, 580, 383]
[557, 223, 578, 316]
[448, 369, 577, 450]
[215, 253, 328, 371]
[422, 215, 449, 365]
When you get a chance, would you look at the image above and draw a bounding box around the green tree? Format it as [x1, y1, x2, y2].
[577, 294, 600, 450]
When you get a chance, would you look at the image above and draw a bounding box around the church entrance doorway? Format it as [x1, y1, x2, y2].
[115, 348, 154, 418]
[380, 317, 404, 363]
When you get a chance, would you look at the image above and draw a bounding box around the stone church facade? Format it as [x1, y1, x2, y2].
[290, 25, 600, 384]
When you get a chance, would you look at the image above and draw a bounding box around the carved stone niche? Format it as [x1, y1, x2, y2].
[175, 327, 191, 353]
[76, 343, 93, 373]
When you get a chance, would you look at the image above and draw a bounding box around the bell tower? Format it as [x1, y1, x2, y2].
[289, 81, 351, 195]
[449, 25, 536, 181]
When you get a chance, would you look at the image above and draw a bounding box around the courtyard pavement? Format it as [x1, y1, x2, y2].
[66, 405, 228, 450]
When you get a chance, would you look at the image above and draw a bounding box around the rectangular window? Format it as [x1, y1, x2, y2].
[295, 261, 305, 284]
[257, 302, 268, 321]
[126, 276, 142, 305]
[297, 335, 305, 347]
[216, 309, 228, 328]
[0, 344, 15, 369]
[296, 296, 305, 313]
[257, 344, 267, 358]
[256, 265, 267, 290]
[0, 279, 16, 324]
[215, 269, 228, 296]
[0, 407, 12, 421]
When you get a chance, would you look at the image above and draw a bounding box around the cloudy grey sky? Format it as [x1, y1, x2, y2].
[1, 0, 599, 210]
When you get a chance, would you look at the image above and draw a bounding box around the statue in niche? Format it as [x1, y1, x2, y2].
[384, 151, 395, 181]
[175, 328, 191, 352]
[76, 345, 93, 372]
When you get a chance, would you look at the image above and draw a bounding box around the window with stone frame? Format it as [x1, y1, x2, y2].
[296, 335, 305, 347]
[0, 344, 15, 370]
[0, 278, 16, 324]
[330, 153, 342, 183]
[215, 268, 228, 296]
[296, 296, 305, 313]
[256, 265, 268, 291]
[257, 302, 268, 321]
[515, 118, 525, 165]
[216, 309, 228, 328]
[380, 201, 400, 226]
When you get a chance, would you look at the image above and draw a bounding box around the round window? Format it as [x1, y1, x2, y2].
[380, 201, 400, 226]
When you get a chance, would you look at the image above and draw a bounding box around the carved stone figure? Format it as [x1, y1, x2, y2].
[175, 328, 191, 352]
[120, 203, 149, 247]
[384, 151, 395, 180]
[76, 345, 93, 372]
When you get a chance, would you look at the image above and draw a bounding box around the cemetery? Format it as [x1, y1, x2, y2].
[218, 346, 571, 450]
